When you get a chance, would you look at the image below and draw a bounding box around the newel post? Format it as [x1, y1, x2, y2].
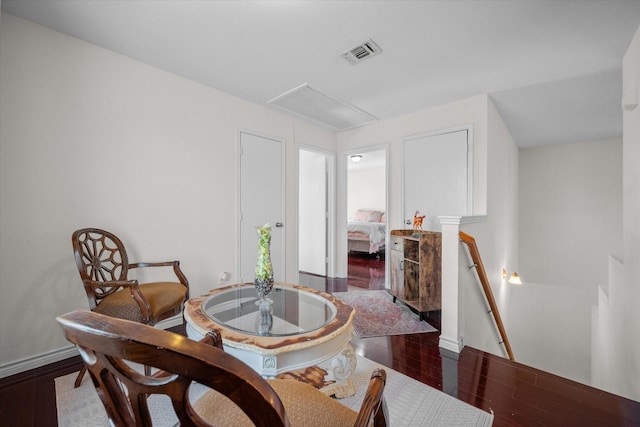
[438, 216, 464, 353]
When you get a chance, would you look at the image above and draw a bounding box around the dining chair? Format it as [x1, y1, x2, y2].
[57, 310, 388, 427]
[71, 228, 189, 387]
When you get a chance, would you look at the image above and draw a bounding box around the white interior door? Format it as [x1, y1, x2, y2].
[403, 128, 471, 231]
[298, 149, 327, 276]
[238, 131, 285, 283]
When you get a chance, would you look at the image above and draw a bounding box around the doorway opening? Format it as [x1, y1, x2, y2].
[346, 147, 388, 290]
[298, 147, 335, 291]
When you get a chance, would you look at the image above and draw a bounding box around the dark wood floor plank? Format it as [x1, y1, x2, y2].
[0, 380, 35, 426]
[0, 355, 83, 427]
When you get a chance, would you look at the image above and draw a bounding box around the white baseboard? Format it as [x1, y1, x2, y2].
[0, 345, 79, 379]
[0, 314, 183, 379]
[439, 335, 464, 354]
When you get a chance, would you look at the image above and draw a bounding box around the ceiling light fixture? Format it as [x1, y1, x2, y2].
[350, 155, 363, 162]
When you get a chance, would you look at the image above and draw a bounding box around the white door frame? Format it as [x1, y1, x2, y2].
[401, 124, 474, 227]
[296, 145, 336, 280]
[236, 128, 286, 283]
[341, 144, 389, 287]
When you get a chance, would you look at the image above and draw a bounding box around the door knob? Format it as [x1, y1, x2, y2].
[275, 222, 283, 227]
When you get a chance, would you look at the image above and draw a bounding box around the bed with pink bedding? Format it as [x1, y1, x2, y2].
[348, 209, 386, 254]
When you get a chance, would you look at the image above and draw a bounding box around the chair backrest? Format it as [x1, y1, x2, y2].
[72, 228, 130, 309]
[355, 369, 388, 427]
[57, 310, 289, 427]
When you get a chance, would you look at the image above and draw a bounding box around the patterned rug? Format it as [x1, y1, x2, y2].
[55, 355, 494, 426]
[332, 290, 437, 337]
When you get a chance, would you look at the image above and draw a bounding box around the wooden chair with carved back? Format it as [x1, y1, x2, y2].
[71, 228, 190, 387]
[57, 310, 388, 427]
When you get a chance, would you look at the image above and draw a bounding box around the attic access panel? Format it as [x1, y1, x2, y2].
[267, 84, 378, 131]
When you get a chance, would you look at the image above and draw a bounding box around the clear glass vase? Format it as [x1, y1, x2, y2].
[255, 299, 273, 336]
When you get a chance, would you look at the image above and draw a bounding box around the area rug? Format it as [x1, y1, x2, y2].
[55, 355, 493, 426]
[332, 290, 437, 337]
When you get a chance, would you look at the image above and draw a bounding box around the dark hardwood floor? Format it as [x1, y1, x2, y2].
[2, 253, 639, 426]
[0, 353, 83, 427]
[345, 251, 386, 290]
[305, 253, 640, 427]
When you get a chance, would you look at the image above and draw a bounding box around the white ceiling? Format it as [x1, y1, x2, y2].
[3, 0, 640, 148]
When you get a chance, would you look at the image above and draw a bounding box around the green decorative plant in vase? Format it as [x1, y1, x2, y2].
[254, 223, 274, 301]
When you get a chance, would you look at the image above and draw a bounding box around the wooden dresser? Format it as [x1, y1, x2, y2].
[389, 229, 442, 320]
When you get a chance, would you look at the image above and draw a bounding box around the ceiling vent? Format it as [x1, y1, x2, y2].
[267, 83, 378, 131]
[342, 39, 382, 65]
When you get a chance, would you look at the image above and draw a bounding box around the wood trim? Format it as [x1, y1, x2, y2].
[459, 231, 515, 361]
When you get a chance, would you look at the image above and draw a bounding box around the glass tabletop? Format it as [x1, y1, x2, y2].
[201, 285, 336, 337]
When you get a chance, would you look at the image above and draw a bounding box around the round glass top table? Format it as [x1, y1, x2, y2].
[184, 283, 357, 380]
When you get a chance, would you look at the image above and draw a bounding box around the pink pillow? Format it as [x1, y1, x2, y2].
[366, 211, 383, 222]
[353, 210, 371, 221]
[380, 212, 386, 223]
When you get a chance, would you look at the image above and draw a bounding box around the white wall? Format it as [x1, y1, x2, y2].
[336, 95, 490, 278]
[515, 139, 622, 385]
[0, 13, 336, 370]
[347, 166, 386, 220]
[336, 95, 520, 361]
[459, 97, 519, 358]
[592, 24, 640, 402]
[520, 139, 623, 287]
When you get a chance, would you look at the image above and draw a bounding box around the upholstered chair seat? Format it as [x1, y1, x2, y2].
[194, 378, 359, 427]
[93, 282, 188, 323]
